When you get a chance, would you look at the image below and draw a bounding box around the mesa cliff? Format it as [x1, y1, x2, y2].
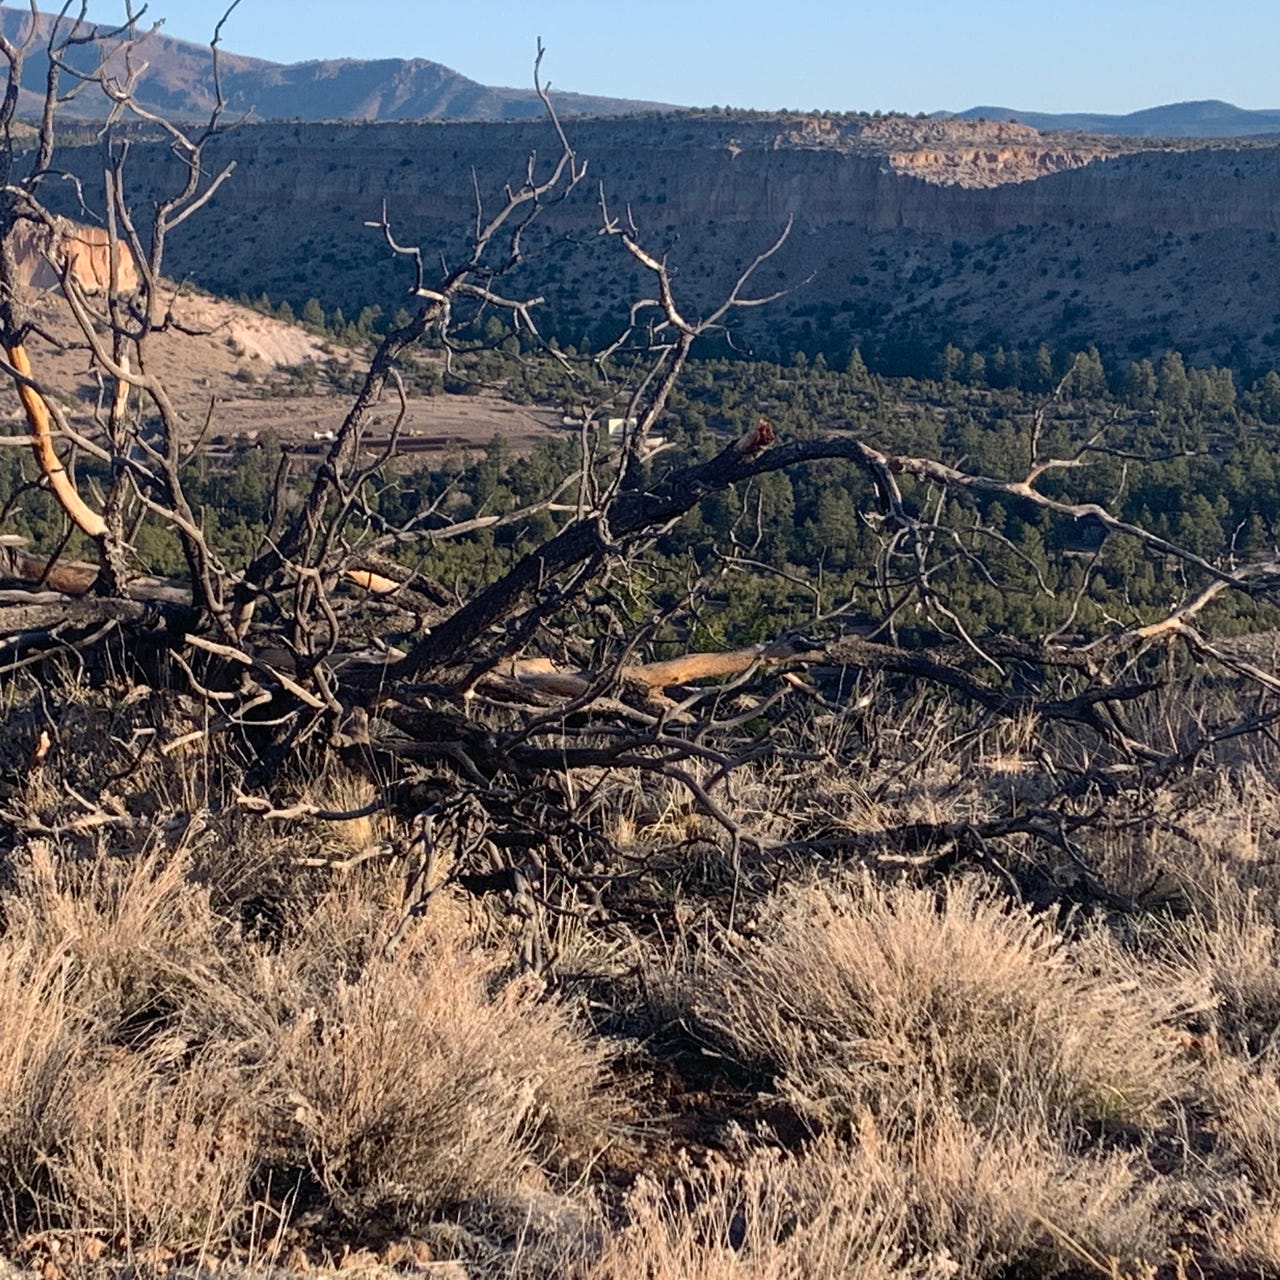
[99, 114, 1265, 236]
[36, 114, 1280, 367]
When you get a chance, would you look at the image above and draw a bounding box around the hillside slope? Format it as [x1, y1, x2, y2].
[0, 5, 674, 121]
[0, 279, 559, 459]
[36, 114, 1280, 371]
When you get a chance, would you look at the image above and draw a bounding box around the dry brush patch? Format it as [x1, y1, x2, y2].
[10, 693, 1280, 1277]
[639, 875, 1210, 1276]
[674, 875, 1202, 1133]
[271, 913, 613, 1221]
[587, 1142, 914, 1280]
[586, 1121, 1175, 1280]
[0, 836, 615, 1260]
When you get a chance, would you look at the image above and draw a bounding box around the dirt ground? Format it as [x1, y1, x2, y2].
[1, 284, 562, 461]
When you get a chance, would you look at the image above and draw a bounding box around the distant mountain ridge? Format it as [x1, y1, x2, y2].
[2, 8, 1277, 136]
[0, 5, 675, 121]
[947, 100, 1280, 138]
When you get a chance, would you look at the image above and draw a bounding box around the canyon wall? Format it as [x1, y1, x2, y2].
[40, 117, 1280, 366]
[133, 118, 1280, 237]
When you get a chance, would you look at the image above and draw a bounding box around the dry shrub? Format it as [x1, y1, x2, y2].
[274, 928, 610, 1219]
[877, 1104, 1173, 1275]
[589, 1116, 1170, 1280]
[635, 876, 1195, 1277]
[0, 843, 269, 1242]
[589, 1142, 914, 1280]
[679, 876, 1194, 1135]
[4, 841, 272, 1053]
[245, 870, 612, 1223]
[1211, 1060, 1280, 1198]
[0, 841, 614, 1248]
[1198, 1059, 1280, 1273]
[0, 937, 83, 1191]
[51, 1046, 260, 1249]
[1165, 876, 1280, 1053]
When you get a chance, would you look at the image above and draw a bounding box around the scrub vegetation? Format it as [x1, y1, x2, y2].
[5, 9, 1280, 1280]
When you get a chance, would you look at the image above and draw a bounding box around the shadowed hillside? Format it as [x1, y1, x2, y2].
[37, 114, 1280, 370]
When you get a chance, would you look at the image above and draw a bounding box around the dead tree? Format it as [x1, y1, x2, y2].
[3, 7, 1280, 936]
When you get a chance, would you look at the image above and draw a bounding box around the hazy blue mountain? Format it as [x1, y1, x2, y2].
[948, 100, 1280, 137]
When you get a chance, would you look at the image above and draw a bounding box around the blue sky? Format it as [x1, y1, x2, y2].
[153, 1, 1280, 116]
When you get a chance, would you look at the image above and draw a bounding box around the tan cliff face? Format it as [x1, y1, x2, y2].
[8, 217, 139, 295]
[768, 115, 1115, 187]
[873, 119, 1116, 188]
[886, 145, 1110, 187]
[860, 117, 1044, 147]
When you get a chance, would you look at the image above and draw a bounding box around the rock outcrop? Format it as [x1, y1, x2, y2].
[8, 216, 139, 294]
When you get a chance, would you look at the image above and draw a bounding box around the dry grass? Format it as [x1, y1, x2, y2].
[1162, 873, 1280, 1055]
[587, 1143, 914, 1280]
[1155, 871, 1280, 1274]
[274, 928, 610, 1218]
[54, 1047, 260, 1250]
[0, 843, 267, 1246]
[1199, 1059, 1280, 1272]
[674, 875, 1199, 1134]
[631, 875, 1205, 1277]
[0, 835, 613, 1257]
[587, 1119, 1172, 1280]
[0, 935, 83, 1192]
[12, 683, 1280, 1277]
